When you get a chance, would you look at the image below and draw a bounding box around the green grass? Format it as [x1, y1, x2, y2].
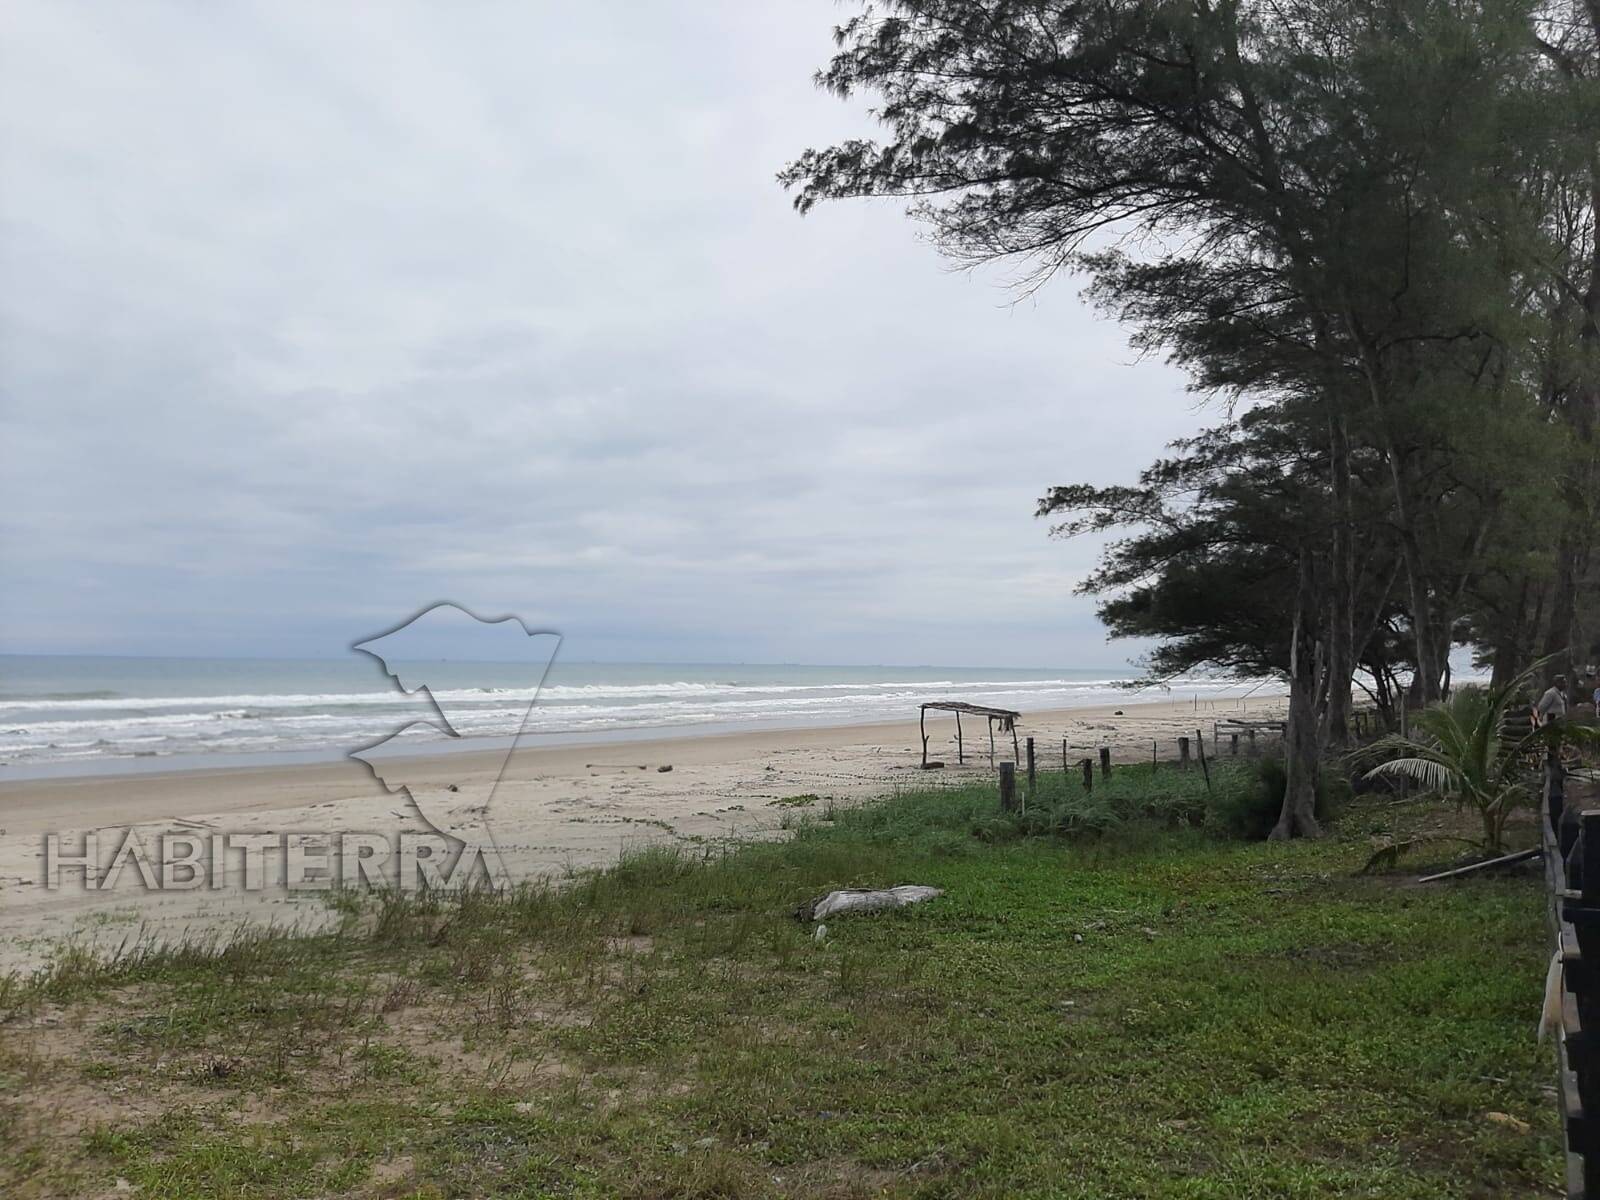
[0, 775, 1560, 1198]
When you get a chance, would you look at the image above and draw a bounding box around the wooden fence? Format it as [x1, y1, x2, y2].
[1543, 761, 1600, 1198]
[988, 730, 1291, 812]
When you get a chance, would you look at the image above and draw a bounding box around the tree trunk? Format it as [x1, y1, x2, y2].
[1354, 337, 1442, 702]
[1488, 576, 1531, 690]
[1324, 407, 1356, 744]
[1541, 539, 1580, 681]
[1366, 656, 1398, 732]
[1272, 547, 1324, 840]
[1547, 167, 1600, 681]
[1396, 514, 1441, 703]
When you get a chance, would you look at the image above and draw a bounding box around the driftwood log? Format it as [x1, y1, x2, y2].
[794, 885, 943, 923]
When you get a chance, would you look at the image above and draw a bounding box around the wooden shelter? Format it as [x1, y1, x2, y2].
[919, 701, 1021, 768]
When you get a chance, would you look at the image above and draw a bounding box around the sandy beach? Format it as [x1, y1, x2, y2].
[0, 695, 1283, 972]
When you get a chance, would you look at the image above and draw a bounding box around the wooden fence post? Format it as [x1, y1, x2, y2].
[1099, 746, 1111, 780]
[1178, 736, 1191, 771]
[1230, 733, 1240, 757]
[1062, 739, 1069, 776]
[1026, 737, 1036, 793]
[1081, 758, 1093, 792]
[1195, 727, 1211, 791]
[999, 761, 1017, 813]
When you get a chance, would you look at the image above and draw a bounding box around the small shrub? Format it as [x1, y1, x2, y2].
[1206, 758, 1341, 840]
[898, 763, 1225, 845]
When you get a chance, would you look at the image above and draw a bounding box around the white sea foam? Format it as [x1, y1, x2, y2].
[0, 657, 1264, 768]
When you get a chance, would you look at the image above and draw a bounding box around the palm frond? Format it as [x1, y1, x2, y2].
[1364, 756, 1457, 793]
[1361, 660, 1559, 854]
[1481, 784, 1530, 816]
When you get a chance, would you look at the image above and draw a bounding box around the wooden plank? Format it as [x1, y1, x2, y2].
[1563, 991, 1599, 1078]
[1559, 1050, 1590, 1153]
[1558, 898, 1600, 928]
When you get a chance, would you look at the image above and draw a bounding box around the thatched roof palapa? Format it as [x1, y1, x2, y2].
[918, 701, 1021, 768]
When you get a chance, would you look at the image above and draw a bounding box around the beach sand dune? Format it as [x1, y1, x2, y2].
[0, 695, 1283, 972]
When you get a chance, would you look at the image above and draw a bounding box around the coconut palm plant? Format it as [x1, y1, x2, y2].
[1363, 665, 1597, 853]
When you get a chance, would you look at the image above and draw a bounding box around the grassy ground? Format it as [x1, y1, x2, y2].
[0, 765, 1562, 1198]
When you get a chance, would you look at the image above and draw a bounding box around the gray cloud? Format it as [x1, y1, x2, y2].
[0, 0, 1202, 667]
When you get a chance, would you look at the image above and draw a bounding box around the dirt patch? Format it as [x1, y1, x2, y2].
[768, 1156, 924, 1198]
[606, 934, 656, 955]
[0, 998, 258, 1149]
[364, 1153, 416, 1195]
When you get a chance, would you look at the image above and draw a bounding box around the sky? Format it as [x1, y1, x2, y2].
[0, 0, 1207, 668]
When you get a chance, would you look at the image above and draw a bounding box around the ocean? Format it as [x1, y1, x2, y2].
[0, 655, 1258, 776]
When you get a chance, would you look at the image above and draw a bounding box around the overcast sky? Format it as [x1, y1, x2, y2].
[0, 1, 1205, 668]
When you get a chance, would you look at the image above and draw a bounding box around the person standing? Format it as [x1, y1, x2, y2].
[1536, 675, 1568, 727]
